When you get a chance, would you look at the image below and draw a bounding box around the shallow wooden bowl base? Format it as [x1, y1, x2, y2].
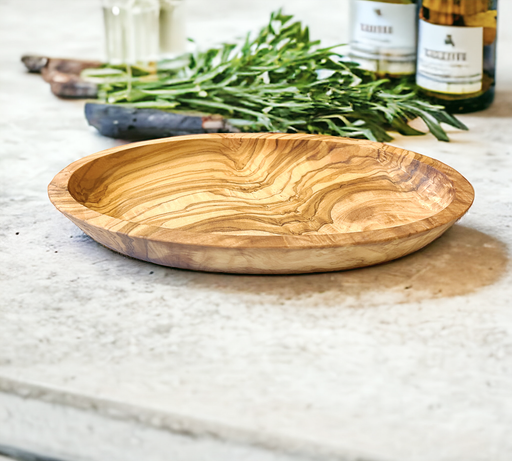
[48, 133, 474, 274]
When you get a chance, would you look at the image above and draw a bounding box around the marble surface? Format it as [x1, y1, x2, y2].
[1, 1, 511, 460]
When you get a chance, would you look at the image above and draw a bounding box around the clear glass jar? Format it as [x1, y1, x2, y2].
[159, 0, 187, 58]
[102, 0, 160, 67]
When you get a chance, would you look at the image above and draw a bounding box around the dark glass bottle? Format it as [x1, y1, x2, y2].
[416, 0, 498, 113]
[349, 0, 418, 78]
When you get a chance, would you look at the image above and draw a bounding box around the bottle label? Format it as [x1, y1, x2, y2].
[417, 20, 483, 94]
[349, 0, 417, 75]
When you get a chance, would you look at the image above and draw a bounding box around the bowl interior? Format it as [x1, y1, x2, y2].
[68, 136, 455, 236]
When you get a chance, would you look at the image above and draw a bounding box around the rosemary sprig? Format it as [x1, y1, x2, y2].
[83, 10, 467, 142]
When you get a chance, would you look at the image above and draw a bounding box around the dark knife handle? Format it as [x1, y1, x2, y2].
[85, 103, 239, 140]
[21, 55, 102, 75]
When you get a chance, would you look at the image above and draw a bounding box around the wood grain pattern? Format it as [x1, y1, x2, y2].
[48, 133, 474, 274]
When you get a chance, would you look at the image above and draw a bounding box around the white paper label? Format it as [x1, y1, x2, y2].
[349, 0, 417, 74]
[416, 20, 483, 94]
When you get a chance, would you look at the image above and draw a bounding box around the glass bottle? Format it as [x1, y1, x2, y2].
[102, 0, 160, 68]
[159, 0, 187, 59]
[349, 0, 418, 78]
[416, 0, 498, 113]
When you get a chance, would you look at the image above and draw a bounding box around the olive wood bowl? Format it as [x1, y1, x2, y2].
[48, 133, 474, 274]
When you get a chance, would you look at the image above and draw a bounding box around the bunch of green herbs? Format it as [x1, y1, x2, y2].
[83, 10, 467, 142]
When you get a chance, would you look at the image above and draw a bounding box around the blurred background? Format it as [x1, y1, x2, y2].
[3, 0, 350, 63]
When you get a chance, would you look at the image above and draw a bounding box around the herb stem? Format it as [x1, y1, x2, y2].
[83, 10, 467, 142]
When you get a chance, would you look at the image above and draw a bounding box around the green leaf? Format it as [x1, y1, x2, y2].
[87, 10, 468, 143]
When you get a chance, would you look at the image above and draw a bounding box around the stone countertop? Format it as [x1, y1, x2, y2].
[1, 1, 511, 460]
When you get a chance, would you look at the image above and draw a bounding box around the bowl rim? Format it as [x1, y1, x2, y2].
[48, 133, 475, 250]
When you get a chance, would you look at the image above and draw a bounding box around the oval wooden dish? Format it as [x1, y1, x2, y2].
[48, 133, 474, 274]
